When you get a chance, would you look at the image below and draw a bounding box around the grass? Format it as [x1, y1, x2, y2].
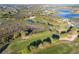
[2, 17, 78, 54]
[60, 33, 69, 38]
[33, 43, 74, 54]
[5, 31, 53, 53]
[6, 37, 79, 54]
[3, 27, 79, 54]
[4, 22, 78, 54]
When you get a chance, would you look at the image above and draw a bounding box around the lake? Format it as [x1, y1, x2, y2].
[58, 14, 79, 18]
[57, 9, 79, 18]
[58, 9, 72, 13]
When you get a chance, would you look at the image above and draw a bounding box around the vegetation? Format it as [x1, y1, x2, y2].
[0, 4, 79, 54]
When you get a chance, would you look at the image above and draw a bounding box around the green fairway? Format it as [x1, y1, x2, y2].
[33, 43, 74, 54]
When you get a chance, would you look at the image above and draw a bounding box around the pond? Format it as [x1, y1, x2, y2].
[57, 9, 79, 18]
[58, 9, 72, 13]
[58, 14, 79, 18]
[57, 9, 79, 28]
[26, 19, 46, 25]
[26, 19, 35, 24]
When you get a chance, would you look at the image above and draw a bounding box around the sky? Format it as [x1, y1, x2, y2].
[0, 0, 79, 4]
